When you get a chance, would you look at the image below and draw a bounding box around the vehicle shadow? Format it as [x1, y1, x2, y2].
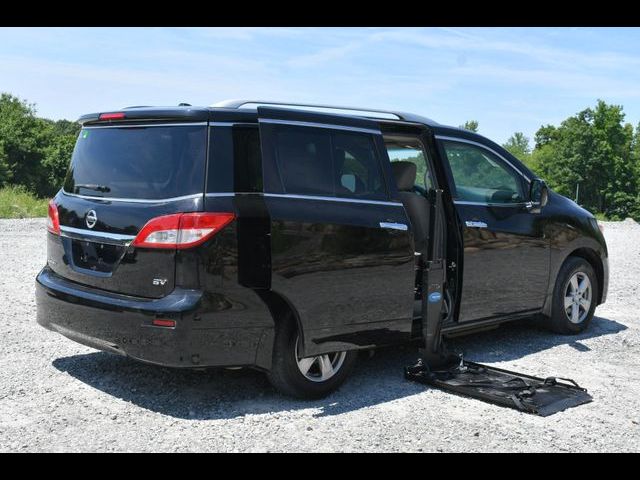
[448, 315, 627, 363]
[52, 315, 625, 420]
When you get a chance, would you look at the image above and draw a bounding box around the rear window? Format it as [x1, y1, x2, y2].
[63, 125, 207, 200]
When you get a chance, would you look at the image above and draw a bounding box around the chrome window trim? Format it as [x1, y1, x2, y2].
[60, 190, 202, 204]
[258, 118, 381, 135]
[454, 200, 529, 208]
[205, 192, 403, 206]
[435, 135, 531, 183]
[82, 122, 208, 129]
[205, 192, 236, 197]
[59, 225, 136, 245]
[209, 122, 258, 127]
[263, 193, 403, 207]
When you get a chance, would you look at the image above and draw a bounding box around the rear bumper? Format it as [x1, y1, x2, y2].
[36, 267, 270, 369]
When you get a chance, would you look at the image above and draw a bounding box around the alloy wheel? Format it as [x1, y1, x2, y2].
[295, 337, 346, 382]
[564, 272, 592, 324]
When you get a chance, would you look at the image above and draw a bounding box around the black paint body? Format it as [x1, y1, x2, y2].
[36, 105, 609, 370]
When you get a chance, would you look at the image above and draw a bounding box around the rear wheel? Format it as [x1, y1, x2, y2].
[267, 318, 357, 399]
[547, 256, 598, 334]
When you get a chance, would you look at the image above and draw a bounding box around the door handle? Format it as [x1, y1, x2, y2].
[379, 222, 408, 231]
[465, 220, 488, 228]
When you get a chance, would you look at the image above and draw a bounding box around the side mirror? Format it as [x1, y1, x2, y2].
[529, 178, 548, 211]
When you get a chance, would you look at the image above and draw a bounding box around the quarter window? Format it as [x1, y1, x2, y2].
[442, 140, 524, 204]
[208, 125, 263, 193]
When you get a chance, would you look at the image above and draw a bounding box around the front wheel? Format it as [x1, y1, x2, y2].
[267, 319, 357, 399]
[547, 256, 598, 334]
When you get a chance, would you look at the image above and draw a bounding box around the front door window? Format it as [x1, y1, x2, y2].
[441, 140, 524, 204]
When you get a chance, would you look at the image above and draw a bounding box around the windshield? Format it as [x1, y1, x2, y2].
[63, 125, 207, 200]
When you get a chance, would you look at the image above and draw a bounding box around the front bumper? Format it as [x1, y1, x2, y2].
[36, 267, 269, 368]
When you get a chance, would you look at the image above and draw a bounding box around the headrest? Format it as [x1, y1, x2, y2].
[391, 161, 417, 191]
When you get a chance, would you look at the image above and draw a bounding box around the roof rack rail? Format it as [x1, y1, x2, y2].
[211, 99, 405, 121]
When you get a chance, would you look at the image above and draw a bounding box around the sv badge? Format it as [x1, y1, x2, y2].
[152, 278, 168, 286]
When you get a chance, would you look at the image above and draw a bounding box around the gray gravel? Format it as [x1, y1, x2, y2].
[1, 217, 639, 452]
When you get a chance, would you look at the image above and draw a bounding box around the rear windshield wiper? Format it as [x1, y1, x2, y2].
[74, 184, 111, 193]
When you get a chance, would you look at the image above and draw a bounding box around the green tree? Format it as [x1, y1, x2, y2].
[0, 92, 79, 196]
[459, 120, 479, 132]
[0, 93, 48, 192]
[51, 119, 81, 137]
[41, 133, 77, 197]
[532, 100, 637, 219]
[503, 132, 530, 159]
[628, 123, 640, 218]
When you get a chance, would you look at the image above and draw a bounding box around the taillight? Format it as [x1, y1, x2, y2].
[47, 200, 61, 235]
[99, 112, 126, 120]
[131, 212, 235, 249]
[152, 319, 176, 328]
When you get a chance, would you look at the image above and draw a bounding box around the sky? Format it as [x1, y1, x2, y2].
[1, 27, 640, 145]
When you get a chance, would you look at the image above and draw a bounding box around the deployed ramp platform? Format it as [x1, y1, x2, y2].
[405, 357, 592, 416]
[405, 189, 592, 416]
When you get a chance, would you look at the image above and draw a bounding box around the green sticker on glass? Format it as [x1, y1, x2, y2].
[82, 131, 89, 138]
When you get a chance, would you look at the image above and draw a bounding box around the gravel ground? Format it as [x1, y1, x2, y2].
[1, 217, 639, 452]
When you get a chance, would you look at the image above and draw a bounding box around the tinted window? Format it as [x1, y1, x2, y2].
[274, 128, 333, 195]
[333, 132, 386, 199]
[233, 127, 263, 192]
[271, 125, 386, 200]
[64, 125, 206, 200]
[208, 125, 262, 193]
[442, 140, 524, 204]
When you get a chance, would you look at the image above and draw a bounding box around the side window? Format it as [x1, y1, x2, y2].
[333, 131, 386, 200]
[208, 125, 262, 193]
[385, 137, 434, 193]
[274, 127, 333, 195]
[271, 125, 387, 200]
[441, 140, 524, 204]
[233, 126, 263, 192]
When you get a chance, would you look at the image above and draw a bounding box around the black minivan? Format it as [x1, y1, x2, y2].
[36, 100, 609, 398]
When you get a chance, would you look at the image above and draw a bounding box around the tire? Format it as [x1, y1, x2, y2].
[267, 317, 357, 399]
[547, 256, 598, 334]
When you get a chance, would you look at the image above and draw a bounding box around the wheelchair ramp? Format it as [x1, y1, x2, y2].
[405, 358, 592, 416]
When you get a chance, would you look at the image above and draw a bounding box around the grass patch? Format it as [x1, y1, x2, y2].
[0, 185, 49, 218]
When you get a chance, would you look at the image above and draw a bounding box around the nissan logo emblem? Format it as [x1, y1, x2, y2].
[86, 210, 97, 229]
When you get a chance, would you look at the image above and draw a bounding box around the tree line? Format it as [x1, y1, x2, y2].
[1, 92, 639, 220]
[0, 93, 80, 198]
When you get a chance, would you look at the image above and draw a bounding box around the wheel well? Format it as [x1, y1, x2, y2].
[567, 248, 604, 304]
[252, 290, 303, 371]
[257, 289, 304, 340]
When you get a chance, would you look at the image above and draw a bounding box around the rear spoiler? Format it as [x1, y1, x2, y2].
[78, 106, 211, 126]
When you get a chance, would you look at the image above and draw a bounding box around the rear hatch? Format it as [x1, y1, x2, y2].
[48, 120, 208, 298]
